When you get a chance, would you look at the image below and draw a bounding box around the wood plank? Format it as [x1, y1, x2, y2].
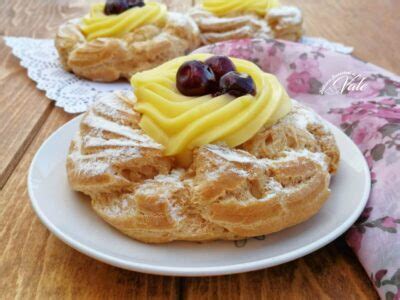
[0, 40, 53, 189]
[0, 108, 179, 299]
[0, 0, 187, 298]
[0, 0, 394, 298]
[0, 0, 91, 188]
[186, 1, 387, 298]
[0, 0, 194, 188]
[0, 0, 91, 38]
[285, 0, 400, 74]
[192, 0, 400, 74]
[182, 240, 378, 299]
[0, 0, 194, 38]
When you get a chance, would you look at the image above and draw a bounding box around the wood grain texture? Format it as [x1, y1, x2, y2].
[0, 0, 90, 38]
[1, 0, 398, 298]
[182, 240, 378, 299]
[0, 40, 53, 189]
[0, 109, 179, 300]
[0, 0, 87, 188]
[193, 0, 400, 74]
[291, 0, 400, 74]
[0, 0, 195, 189]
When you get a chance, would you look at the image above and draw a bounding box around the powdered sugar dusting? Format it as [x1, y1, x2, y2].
[69, 133, 143, 176]
[205, 144, 258, 164]
[134, 170, 185, 221]
[99, 194, 137, 217]
[189, 5, 303, 44]
[93, 91, 134, 119]
[258, 178, 282, 201]
[168, 202, 184, 222]
[136, 170, 185, 196]
[204, 132, 329, 172]
[83, 114, 161, 149]
[271, 148, 328, 171]
[153, 169, 185, 187]
[267, 6, 302, 27]
[280, 100, 329, 131]
[83, 136, 156, 149]
[68, 92, 167, 177]
[189, 7, 273, 43]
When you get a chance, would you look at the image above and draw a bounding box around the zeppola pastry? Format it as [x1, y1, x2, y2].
[189, 0, 303, 44]
[55, 0, 200, 82]
[67, 54, 339, 243]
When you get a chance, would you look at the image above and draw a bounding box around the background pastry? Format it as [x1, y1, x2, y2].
[67, 54, 339, 243]
[55, 0, 200, 82]
[189, 0, 303, 45]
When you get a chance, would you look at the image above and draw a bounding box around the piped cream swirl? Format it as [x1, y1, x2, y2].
[80, 2, 167, 41]
[202, 0, 280, 17]
[131, 54, 291, 158]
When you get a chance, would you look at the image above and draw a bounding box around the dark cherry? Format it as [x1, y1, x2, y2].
[204, 55, 236, 81]
[176, 60, 217, 96]
[104, 0, 144, 15]
[219, 71, 257, 97]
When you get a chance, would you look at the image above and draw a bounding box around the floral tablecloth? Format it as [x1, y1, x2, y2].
[195, 39, 400, 299]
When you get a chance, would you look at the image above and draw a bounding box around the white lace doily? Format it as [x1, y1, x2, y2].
[4, 36, 353, 114]
[4, 37, 131, 113]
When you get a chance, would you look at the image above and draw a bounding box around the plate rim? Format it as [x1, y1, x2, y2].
[27, 114, 371, 277]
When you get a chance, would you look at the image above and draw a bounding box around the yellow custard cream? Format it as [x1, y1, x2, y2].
[202, 0, 280, 17]
[131, 54, 291, 160]
[81, 2, 167, 41]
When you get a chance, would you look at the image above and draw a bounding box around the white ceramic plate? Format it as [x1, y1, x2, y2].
[28, 115, 370, 276]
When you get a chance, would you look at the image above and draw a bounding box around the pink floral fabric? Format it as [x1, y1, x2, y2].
[194, 39, 400, 299]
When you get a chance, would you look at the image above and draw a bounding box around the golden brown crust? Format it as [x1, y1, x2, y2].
[188, 5, 303, 45]
[266, 6, 304, 41]
[67, 92, 339, 243]
[55, 13, 200, 82]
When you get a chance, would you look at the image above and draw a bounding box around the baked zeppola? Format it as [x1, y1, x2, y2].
[67, 54, 339, 243]
[55, 0, 200, 82]
[189, 0, 303, 45]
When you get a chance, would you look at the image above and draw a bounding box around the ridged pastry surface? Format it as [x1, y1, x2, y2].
[188, 5, 303, 44]
[55, 12, 200, 82]
[67, 91, 339, 243]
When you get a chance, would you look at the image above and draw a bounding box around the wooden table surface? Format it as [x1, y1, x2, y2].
[1, 0, 399, 298]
